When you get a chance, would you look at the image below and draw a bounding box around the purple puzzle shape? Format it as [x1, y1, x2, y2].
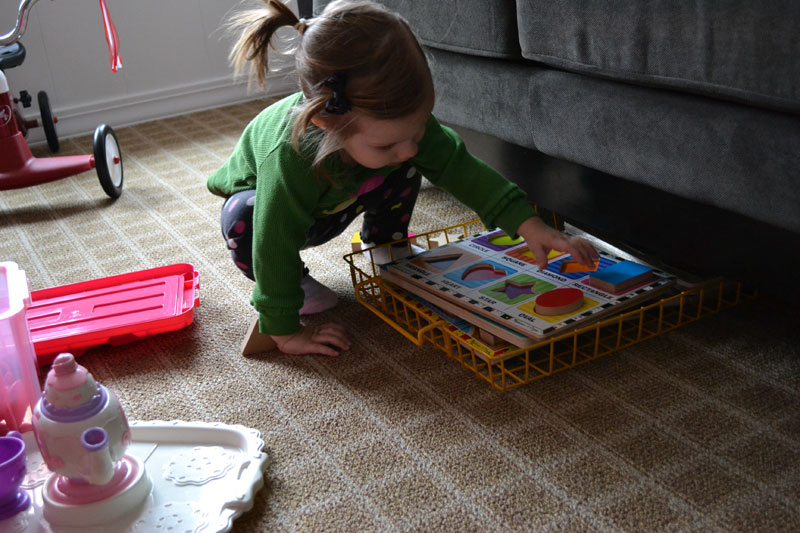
[471, 230, 524, 252]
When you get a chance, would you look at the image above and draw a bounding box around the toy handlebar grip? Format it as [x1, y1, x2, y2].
[0, 0, 41, 46]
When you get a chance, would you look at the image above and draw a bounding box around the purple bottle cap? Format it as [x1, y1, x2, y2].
[40, 386, 107, 423]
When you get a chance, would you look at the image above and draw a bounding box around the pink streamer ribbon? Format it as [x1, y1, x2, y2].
[99, 0, 121, 72]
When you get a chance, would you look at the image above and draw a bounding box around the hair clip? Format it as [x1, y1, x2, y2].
[323, 74, 352, 115]
[294, 17, 308, 34]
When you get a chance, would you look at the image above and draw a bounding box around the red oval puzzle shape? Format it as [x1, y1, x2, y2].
[535, 288, 584, 316]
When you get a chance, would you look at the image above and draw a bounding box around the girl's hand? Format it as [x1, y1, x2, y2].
[516, 216, 599, 270]
[271, 322, 350, 356]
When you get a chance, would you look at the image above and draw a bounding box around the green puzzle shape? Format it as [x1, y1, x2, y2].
[488, 233, 524, 247]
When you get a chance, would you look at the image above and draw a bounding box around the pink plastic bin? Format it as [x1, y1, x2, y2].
[27, 263, 200, 366]
[0, 262, 43, 434]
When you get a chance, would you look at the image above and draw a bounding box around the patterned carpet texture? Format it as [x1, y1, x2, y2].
[1, 99, 798, 532]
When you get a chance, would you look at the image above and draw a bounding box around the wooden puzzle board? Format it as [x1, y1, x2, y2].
[380, 229, 674, 346]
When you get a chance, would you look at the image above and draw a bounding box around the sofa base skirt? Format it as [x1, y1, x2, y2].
[443, 121, 799, 301]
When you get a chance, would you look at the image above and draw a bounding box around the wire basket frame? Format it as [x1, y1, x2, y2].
[343, 219, 753, 390]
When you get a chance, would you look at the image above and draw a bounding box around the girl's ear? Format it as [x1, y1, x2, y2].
[311, 115, 330, 130]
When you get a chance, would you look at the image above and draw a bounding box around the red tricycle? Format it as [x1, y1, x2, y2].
[0, 0, 123, 198]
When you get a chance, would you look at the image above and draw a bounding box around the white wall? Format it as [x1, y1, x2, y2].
[1, 0, 299, 144]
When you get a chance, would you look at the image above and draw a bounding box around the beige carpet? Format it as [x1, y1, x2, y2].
[1, 99, 798, 532]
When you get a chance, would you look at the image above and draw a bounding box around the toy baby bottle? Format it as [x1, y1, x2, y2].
[32, 353, 151, 526]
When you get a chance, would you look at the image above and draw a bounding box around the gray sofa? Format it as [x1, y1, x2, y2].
[307, 1, 800, 298]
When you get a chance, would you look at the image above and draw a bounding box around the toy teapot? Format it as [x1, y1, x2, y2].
[32, 353, 150, 526]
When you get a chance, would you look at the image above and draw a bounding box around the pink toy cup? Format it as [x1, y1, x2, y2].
[0, 431, 30, 519]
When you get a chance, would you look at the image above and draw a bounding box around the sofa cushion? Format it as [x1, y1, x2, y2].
[516, 0, 800, 114]
[313, 0, 522, 59]
[428, 48, 800, 234]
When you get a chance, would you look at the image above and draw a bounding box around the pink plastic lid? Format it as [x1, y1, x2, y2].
[27, 264, 199, 366]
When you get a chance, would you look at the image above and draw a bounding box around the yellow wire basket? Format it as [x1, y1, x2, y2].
[343, 219, 754, 391]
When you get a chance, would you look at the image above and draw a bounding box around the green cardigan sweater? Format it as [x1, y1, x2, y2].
[208, 93, 536, 335]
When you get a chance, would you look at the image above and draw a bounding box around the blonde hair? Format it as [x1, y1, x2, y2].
[227, 0, 434, 179]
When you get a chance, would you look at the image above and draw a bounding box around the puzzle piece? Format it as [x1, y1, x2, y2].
[424, 254, 461, 271]
[488, 233, 524, 247]
[534, 288, 584, 316]
[492, 280, 535, 300]
[506, 246, 567, 266]
[463, 263, 507, 281]
[588, 260, 654, 293]
[560, 258, 599, 273]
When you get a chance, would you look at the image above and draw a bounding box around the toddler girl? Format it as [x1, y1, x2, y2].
[208, 0, 598, 356]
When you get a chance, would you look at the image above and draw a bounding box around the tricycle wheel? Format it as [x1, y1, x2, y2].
[37, 91, 59, 153]
[93, 124, 123, 198]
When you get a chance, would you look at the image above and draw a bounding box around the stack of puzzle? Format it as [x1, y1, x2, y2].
[379, 229, 675, 351]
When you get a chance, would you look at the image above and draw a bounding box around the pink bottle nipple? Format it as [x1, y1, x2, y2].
[44, 353, 97, 410]
[53, 353, 78, 375]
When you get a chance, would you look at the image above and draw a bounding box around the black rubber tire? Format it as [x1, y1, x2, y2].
[37, 91, 59, 153]
[93, 124, 124, 198]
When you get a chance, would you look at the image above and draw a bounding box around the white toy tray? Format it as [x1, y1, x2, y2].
[4, 421, 268, 533]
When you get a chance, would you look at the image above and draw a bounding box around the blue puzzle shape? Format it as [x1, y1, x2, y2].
[590, 260, 652, 286]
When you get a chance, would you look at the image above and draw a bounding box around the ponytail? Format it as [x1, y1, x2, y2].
[227, 0, 305, 88]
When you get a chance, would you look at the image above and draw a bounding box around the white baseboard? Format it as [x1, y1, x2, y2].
[23, 69, 298, 146]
